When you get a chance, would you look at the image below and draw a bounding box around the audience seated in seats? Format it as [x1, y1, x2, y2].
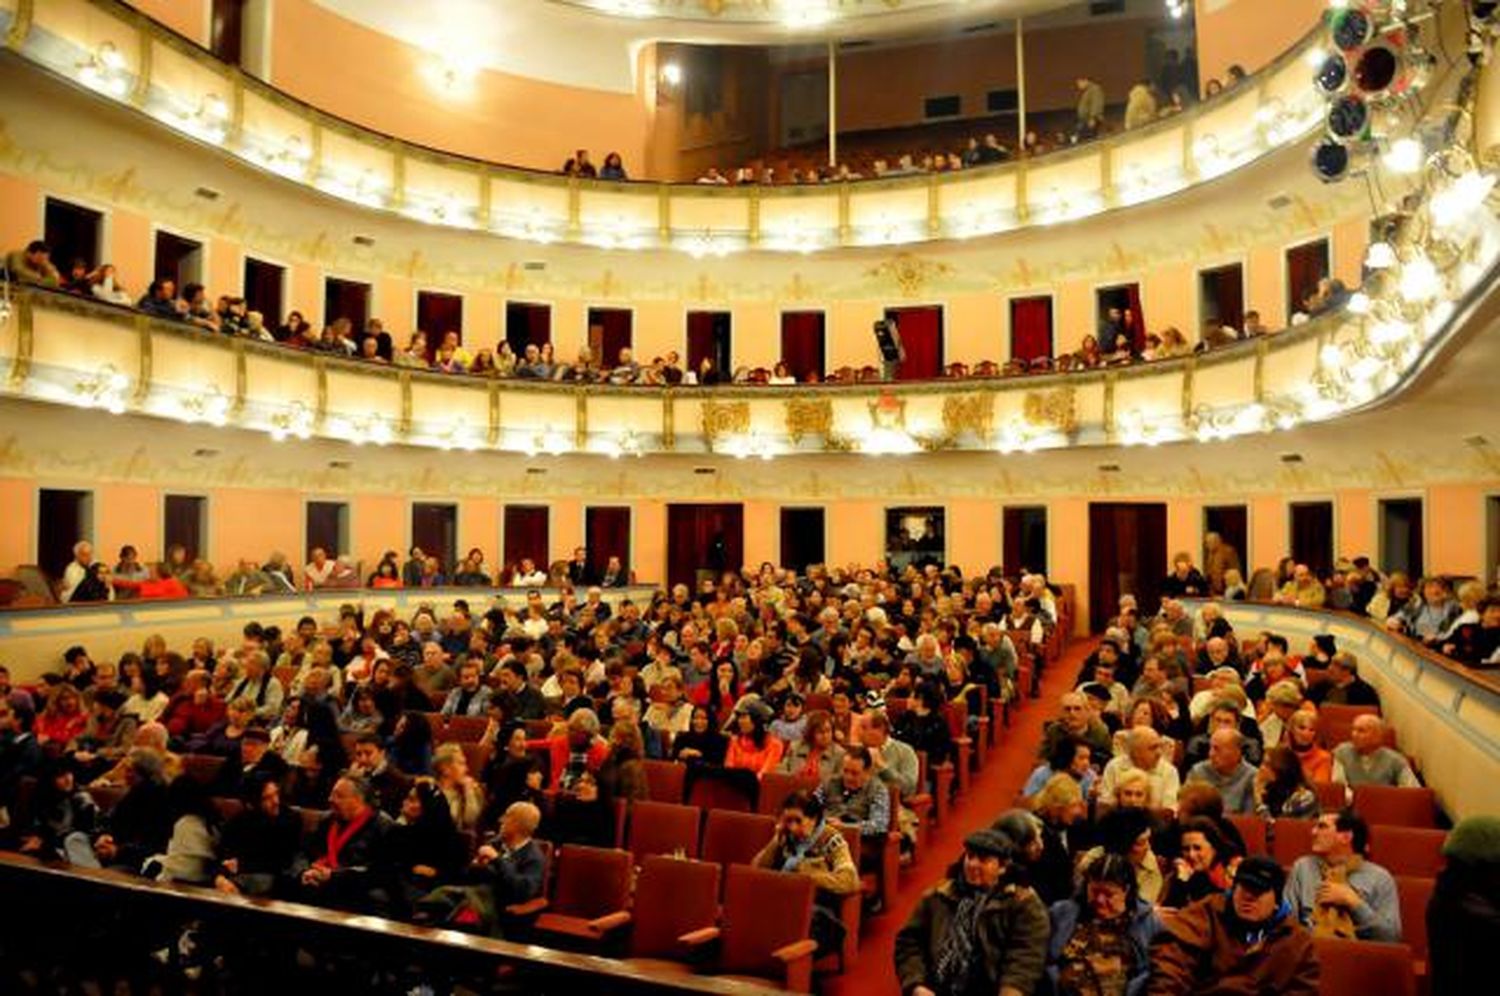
[1185, 728, 1260, 815]
[67, 748, 173, 873]
[213, 773, 301, 896]
[387, 778, 468, 915]
[1308, 651, 1382, 708]
[1428, 816, 1500, 996]
[1022, 734, 1098, 800]
[861, 709, 920, 800]
[432, 742, 486, 833]
[753, 788, 860, 957]
[1039, 691, 1114, 764]
[1075, 806, 1166, 906]
[821, 744, 891, 838]
[292, 774, 395, 913]
[16, 755, 98, 861]
[1045, 853, 1164, 996]
[1182, 696, 1264, 770]
[1387, 576, 1462, 644]
[1098, 727, 1180, 811]
[1255, 746, 1322, 820]
[1026, 775, 1089, 906]
[895, 826, 1050, 996]
[1284, 809, 1401, 942]
[724, 698, 784, 779]
[1149, 856, 1318, 994]
[670, 704, 729, 766]
[528, 708, 610, 791]
[1334, 715, 1418, 788]
[1159, 816, 1234, 909]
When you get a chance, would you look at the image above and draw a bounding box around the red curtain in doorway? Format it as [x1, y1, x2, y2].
[1125, 284, 1147, 353]
[667, 504, 745, 590]
[590, 310, 633, 368]
[586, 507, 632, 580]
[780, 311, 826, 382]
[888, 306, 943, 381]
[503, 506, 550, 578]
[1286, 240, 1331, 321]
[1010, 297, 1053, 363]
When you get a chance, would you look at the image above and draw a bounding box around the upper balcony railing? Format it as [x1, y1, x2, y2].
[0, 0, 1328, 255]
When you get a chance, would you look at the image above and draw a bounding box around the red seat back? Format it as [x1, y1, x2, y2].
[757, 770, 811, 816]
[1227, 814, 1269, 857]
[628, 856, 722, 959]
[627, 800, 702, 863]
[642, 759, 686, 803]
[1312, 938, 1416, 996]
[444, 715, 489, 742]
[701, 810, 777, 870]
[552, 845, 632, 919]
[1393, 876, 1433, 967]
[1371, 826, 1446, 877]
[720, 864, 815, 978]
[458, 742, 492, 777]
[1318, 704, 1382, 749]
[1353, 786, 1438, 829]
[686, 768, 756, 813]
[1314, 781, 1348, 812]
[1271, 818, 1315, 867]
[179, 754, 225, 785]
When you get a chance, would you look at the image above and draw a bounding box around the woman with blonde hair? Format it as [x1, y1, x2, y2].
[432, 742, 486, 833]
[1030, 773, 1088, 904]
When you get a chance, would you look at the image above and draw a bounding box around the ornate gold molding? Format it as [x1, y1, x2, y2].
[132, 314, 152, 405]
[397, 370, 412, 436]
[487, 380, 501, 446]
[4, 0, 34, 51]
[939, 392, 994, 445]
[661, 390, 676, 451]
[4, 295, 33, 388]
[784, 397, 832, 444]
[574, 389, 588, 449]
[1023, 387, 1078, 434]
[867, 253, 955, 298]
[701, 400, 749, 452]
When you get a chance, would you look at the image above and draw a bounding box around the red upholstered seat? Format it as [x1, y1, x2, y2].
[1371, 826, 1446, 877]
[1271, 817, 1315, 867]
[1227, 814, 1269, 857]
[626, 800, 701, 864]
[179, 754, 225, 785]
[642, 759, 686, 803]
[458, 742, 492, 777]
[1314, 780, 1349, 812]
[1313, 938, 1417, 996]
[700, 809, 776, 873]
[530, 844, 634, 945]
[1354, 786, 1439, 829]
[1393, 876, 1433, 974]
[1318, 704, 1382, 749]
[443, 715, 489, 742]
[756, 770, 812, 815]
[702, 864, 817, 992]
[625, 855, 722, 961]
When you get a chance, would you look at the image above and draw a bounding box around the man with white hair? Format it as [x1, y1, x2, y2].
[1097, 726, 1180, 809]
[906, 633, 945, 677]
[59, 540, 110, 603]
[1185, 728, 1259, 814]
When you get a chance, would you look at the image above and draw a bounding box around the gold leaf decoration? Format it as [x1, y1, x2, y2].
[1023, 388, 1078, 433]
[700, 400, 749, 451]
[784, 398, 832, 443]
[868, 391, 907, 429]
[865, 252, 953, 298]
[941, 393, 994, 443]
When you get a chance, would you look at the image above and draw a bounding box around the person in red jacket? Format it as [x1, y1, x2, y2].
[113, 562, 190, 600]
[526, 708, 611, 791]
[161, 670, 226, 743]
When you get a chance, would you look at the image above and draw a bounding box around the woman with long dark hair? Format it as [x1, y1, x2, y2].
[692, 659, 742, 730]
[1045, 853, 1163, 996]
[1160, 817, 1233, 908]
[1254, 745, 1321, 819]
[389, 779, 468, 915]
[724, 701, 783, 779]
[670, 705, 729, 766]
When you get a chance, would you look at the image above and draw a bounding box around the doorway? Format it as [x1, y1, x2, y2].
[411, 502, 458, 573]
[503, 505, 550, 579]
[667, 504, 744, 590]
[1002, 506, 1048, 577]
[1286, 239, 1331, 323]
[1289, 501, 1334, 579]
[506, 302, 552, 356]
[686, 311, 733, 377]
[154, 230, 203, 287]
[780, 312, 826, 383]
[586, 506, 633, 581]
[417, 290, 464, 347]
[1088, 502, 1167, 631]
[1202, 505, 1248, 591]
[1378, 498, 1424, 577]
[588, 308, 633, 369]
[780, 507, 826, 574]
[884, 306, 944, 380]
[1009, 296, 1053, 365]
[1199, 264, 1245, 337]
[37, 489, 93, 581]
[305, 500, 350, 560]
[325, 277, 371, 331]
[44, 198, 103, 273]
[164, 494, 208, 563]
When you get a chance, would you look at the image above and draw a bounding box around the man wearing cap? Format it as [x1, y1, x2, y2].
[1148, 855, 1318, 994]
[896, 827, 1050, 996]
[213, 723, 289, 798]
[1284, 810, 1401, 941]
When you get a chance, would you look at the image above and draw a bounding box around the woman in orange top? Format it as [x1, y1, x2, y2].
[1286, 710, 1345, 785]
[724, 702, 784, 779]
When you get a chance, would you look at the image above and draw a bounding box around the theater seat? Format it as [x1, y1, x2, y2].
[1317, 704, 1383, 749]
[528, 845, 634, 947]
[622, 855, 721, 963]
[641, 759, 686, 803]
[443, 715, 489, 742]
[756, 770, 812, 816]
[1393, 876, 1433, 974]
[1314, 780, 1349, 812]
[1370, 826, 1446, 877]
[1353, 786, 1439, 829]
[684, 864, 817, 993]
[626, 800, 701, 864]
[1227, 814, 1269, 857]
[701, 810, 776, 875]
[1271, 818, 1314, 867]
[1313, 938, 1417, 996]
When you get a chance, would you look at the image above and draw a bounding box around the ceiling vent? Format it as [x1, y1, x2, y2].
[1464, 434, 1490, 448]
[352, 235, 376, 247]
[191, 447, 219, 458]
[327, 460, 352, 470]
[694, 467, 717, 475]
[522, 261, 547, 272]
[526, 467, 547, 475]
[194, 186, 221, 201]
[1098, 463, 1121, 473]
[961, 21, 1000, 33]
[1266, 193, 1294, 211]
[1279, 452, 1304, 464]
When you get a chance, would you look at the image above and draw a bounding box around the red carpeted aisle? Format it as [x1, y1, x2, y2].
[823, 638, 1094, 995]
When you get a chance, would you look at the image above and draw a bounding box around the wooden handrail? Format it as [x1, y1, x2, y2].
[0, 851, 786, 995]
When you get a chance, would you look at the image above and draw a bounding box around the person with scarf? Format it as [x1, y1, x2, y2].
[753, 789, 860, 958]
[1283, 810, 1400, 941]
[1147, 856, 1317, 995]
[895, 826, 1049, 996]
[1159, 818, 1233, 909]
[388, 779, 468, 915]
[294, 775, 394, 913]
[1046, 853, 1163, 996]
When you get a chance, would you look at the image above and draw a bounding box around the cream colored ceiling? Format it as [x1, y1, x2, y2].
[309, 0, 1084, 92]
[0, 55, 1370, 303]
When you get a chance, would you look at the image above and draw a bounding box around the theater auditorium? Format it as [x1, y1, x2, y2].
[0, 0, 1496, 993]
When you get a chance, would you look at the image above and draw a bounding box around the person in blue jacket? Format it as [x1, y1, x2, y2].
[1044, 852, 1163, 996]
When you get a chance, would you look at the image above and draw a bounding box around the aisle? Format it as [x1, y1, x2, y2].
[823, 638, 1094, 995]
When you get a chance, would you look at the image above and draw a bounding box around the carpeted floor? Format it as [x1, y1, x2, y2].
[823, 637, 1094, 995]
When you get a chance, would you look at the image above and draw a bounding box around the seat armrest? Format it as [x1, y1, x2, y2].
[678, 926, 722, 947]
[771, 938, 818, 963]
[505, 897, 549, 917]
[586, 910, 632, 934]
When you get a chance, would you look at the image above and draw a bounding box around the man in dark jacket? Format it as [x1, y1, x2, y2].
[66, 749, 172, 873]
[895, 827, 1049, 996]
[212, 726, 290, 798]
[1147, 856, 1318, 995]
[294, 775, 394, 913]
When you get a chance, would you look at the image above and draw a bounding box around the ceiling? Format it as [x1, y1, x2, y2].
[308, 0, 1100, 93]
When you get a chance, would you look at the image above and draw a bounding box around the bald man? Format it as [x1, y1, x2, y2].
[1333, 716, 1418, 787]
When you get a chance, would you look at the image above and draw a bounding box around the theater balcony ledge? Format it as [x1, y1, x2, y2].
[0, 0, 1337, 255]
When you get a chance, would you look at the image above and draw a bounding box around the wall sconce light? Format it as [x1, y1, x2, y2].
[660, 62, 683, 88]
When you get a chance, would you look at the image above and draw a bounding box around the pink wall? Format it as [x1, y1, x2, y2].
[128, 0, 207, 46]
[265, 0, 651, 174]
[1193, 0, 1325, 93]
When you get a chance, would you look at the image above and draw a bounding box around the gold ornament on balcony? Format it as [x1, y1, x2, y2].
[700, 400, 749, 452]
[1023, 388, 1078, 434]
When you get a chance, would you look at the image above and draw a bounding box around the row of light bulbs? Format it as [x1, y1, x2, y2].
[53, 30, 1319, 256]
